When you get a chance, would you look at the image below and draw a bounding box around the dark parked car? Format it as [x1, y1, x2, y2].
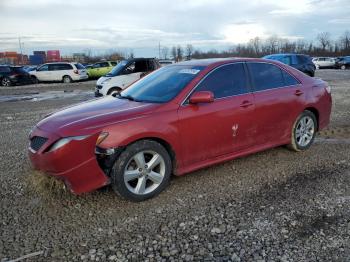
[263, 54, 316, 77]
[335, 56, 350, 70]
[0, 65, 33, 87]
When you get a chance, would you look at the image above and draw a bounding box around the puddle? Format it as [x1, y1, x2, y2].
[315, 137, 350, 144]
[0, 90, 94, 102]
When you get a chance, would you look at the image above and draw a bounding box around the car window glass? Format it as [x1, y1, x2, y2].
[75, 63, 85, 69]
[111, 62, 117, 66]
[100, 62, 109, 67]
[121, 65, 205, 103]
[38, 65, 49, 71]
[123, 62, 136, 74]
[248, 63, 285, 91]
[134, 61, 148, 72]
[291, 55, 298, 65]
[148, 60, 155, 71]
[195, 63, 248, 99]
[282, 70, 299, 86]
[0, 66, 10, 73]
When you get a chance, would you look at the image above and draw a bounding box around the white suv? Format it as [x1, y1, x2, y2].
[95, 58, 160, 97]
[30, 62, 88, 83]
[312, 57, 336, 69]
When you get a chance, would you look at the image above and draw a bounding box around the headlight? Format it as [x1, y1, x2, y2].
[49, 135, 89, 152]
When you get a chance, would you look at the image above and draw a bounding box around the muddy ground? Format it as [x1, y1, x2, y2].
[0, 70, 349, 261]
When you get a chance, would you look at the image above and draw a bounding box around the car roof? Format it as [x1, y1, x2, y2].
[174, 57, 276, 67]
[265, 53, 309, 57]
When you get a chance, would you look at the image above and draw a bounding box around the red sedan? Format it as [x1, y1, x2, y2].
[28, 58, 332, 201]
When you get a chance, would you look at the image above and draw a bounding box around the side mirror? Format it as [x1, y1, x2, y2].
[189, 91, 214, 104]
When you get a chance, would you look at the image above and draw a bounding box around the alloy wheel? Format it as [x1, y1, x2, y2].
[295, 115, 315, 147]
[124, 150, 165, 195]
[2, 78, 10, 87]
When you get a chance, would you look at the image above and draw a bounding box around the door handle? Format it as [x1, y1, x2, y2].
[295, 90, 304, 96]
[240, 100, 253, 108]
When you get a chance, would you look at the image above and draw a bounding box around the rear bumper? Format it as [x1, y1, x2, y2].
[28, 128, 109, 194]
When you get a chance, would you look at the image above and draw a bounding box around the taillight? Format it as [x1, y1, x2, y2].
[73, 70, 79, 74]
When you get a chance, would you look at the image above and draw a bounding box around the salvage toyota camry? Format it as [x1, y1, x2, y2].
[28, 58, 332, 201]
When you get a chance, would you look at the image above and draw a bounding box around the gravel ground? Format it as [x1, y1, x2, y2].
[0, 70, 350, 261]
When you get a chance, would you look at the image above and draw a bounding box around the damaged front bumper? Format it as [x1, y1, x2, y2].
[28, 127, 110, 194]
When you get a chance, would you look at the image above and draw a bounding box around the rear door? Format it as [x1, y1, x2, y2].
[178, 63, 256, 166]
[247, 62, 303, 146]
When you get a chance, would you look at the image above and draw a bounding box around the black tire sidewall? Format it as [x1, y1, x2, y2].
[111, 140, 172, 202]
[63, 76, 72, 83]
[107, 87, 121, 95]
[292, 111, 318, 151]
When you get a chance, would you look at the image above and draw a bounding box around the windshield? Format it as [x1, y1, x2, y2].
[120, 65, 205, 103]
[106, 60, 128, 77]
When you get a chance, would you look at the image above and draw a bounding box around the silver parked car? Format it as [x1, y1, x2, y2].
[312, 57, 336, 69]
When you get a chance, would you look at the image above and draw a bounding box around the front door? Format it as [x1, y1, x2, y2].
[178, 63, 256, 166]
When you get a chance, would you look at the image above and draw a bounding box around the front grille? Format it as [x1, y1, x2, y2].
[96, 85, 103, 90]
[30, 136, 48, 151]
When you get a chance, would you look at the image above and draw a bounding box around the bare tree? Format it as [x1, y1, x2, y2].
[339, 31, 350, 53]
[161, 47, 169, 59]
[250, 37, 261, 56]
[176, 45, 183, 61]
[171, 46, 177, 61]
[317, 32, 331, 51]
[185, 44, 194, 60]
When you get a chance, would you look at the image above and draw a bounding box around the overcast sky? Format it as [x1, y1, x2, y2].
[0, 0, 349, 57]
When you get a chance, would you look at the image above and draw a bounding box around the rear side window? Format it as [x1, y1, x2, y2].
[196, 63, 248, 99]
[99, 62, 110, 67]
[12, 67, 27, 73]
[248, 63, 285, 91]
[297, 55, 309, 64]
[0, 66, 10, 73]
[74, 63, 85, 69]
[49, 64, 72, 71]
[134, 60, 148, 72]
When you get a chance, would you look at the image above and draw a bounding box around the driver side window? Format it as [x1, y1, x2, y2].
[195, 63, 248, 99]
[122, 62, 136, 75]
[38, 65, 49, 71]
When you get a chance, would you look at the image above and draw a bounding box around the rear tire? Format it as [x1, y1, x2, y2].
[110, 140, 172, 202]
[288, 110, 317, 152]
[62, 75, 72, 83]
[341, 65, 346, 70]
[1, 77, 11, 87]
[31, 76, 39, 84]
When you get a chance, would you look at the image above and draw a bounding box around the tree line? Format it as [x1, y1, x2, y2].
[163, 31, 350, 61]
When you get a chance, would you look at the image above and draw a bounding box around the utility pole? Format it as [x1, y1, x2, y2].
[18, 37, 23, 65]
[158, 42, 161, 59]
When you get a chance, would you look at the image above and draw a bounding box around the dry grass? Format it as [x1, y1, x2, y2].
[26, 170, 68, 197]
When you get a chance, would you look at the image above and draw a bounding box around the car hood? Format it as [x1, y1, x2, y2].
[36, 96, 160, 136]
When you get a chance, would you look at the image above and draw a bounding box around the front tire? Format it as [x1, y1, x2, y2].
[111, 140, 172, 201]
[107, 87, 122, 96]
[288, 110, 317, 152]
[341, 65, 346, 70]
